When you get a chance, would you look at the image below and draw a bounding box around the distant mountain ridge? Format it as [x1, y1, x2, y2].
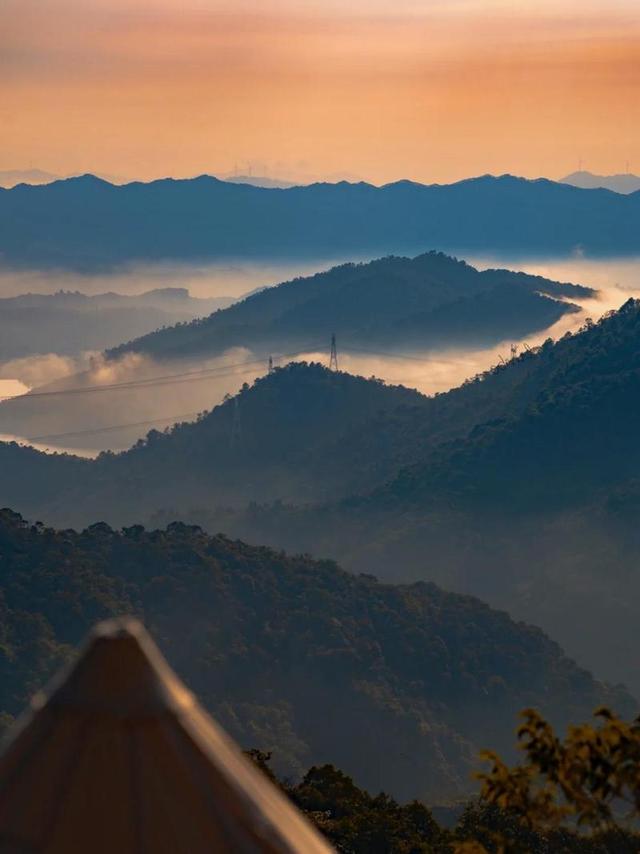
[0, 251, 590, 447]
[0, 288, 234, 362]
[108, 251, 591, 362]
[221, 174, 297, 189]
[561, 170, 640, 194]
[0, 169, 123, 189]
[6, 301, 640, 693]
[201, 301, 640, 693]
[0, 169, 59, 188]
[373, 298, 640, 511]
[1, 173, 638, 269]
[0, 364, 425, 519]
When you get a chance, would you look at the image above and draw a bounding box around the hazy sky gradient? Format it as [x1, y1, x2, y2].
[2, 0, 639, 183]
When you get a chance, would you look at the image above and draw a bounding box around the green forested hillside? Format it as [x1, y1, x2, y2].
[378, 298, 640, 509]
[5, 302, 640, 695]
[0, 510, 631, 802]
[0, 364, 426, 523]
[5, 298, 635, 527]
[148, 301, 640, 695]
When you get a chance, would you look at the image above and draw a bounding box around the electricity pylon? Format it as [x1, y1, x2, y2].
[329, 333, 338, 371]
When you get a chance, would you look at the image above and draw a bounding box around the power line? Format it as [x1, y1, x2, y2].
[7, 359, 268, 400]
[3, 341, 451, 445]
[2, 347, 323, 402]
[24, 412, 204, 444]
[10, 345, 329, 443]
[3, 344, 447, 407]
[341, 345, 460, 366]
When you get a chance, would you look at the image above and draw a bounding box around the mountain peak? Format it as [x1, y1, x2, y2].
[561, 170, 640, 194]
[56, 173, 114, 189]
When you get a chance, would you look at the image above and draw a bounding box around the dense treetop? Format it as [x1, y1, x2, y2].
[5, 301, 640, 698]
[0, 509, 631, 802]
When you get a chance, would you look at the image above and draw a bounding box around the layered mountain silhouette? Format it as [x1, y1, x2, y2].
[9, 299, 638, 525]
[0, 169, 59, 188]
[5, 301, 640, 691]
[0, 252, 590, 447]
[2, 298, 639, 520]
[0, 365, 424, 517]
[222, 174, 297, 189]
[0, 509, 631, 802]
[374, 297, 640, 509]
[561, 170, 640, 194]
[0, 288, 233, 361]
[1, 174, 638, 269]
[108, 252, 590, 362]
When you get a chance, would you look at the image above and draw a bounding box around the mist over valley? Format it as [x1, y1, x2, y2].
[5, 0, 640, 843]
[1, 251, 639, 454]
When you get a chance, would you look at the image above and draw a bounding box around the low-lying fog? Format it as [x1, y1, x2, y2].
[1, 254, 639, 457]
[0, 258, 352, 300]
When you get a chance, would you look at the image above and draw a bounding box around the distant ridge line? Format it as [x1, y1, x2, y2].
[1, 171, 609, 193]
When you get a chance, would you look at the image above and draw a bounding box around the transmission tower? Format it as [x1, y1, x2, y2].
[230, 397, 242, 448]
[268, 355, 274, 374]
[329, 333, 338, 371]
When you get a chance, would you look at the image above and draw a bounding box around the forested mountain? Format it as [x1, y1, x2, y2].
[0, 364, 424, 519]
[3, 298, 634, 529]
[200, 301, 640, 693]
[1, 174, 638, 270]
[107, 252, 590, 362]
[0, 510, 631, 802]
[0, 288, 233, 361]
[377, 298, 640, 509]
[0, 251, 590, 450]
[5, 302, 640, 693]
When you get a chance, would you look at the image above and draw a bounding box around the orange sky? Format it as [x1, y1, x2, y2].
[1, 0, 639, 184]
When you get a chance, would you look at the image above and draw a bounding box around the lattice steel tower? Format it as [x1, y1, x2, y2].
[329, 333, 338, 371]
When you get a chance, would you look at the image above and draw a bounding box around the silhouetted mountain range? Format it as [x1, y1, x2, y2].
[222, 174, 297, 189]
[0, 365, 424, 517]
[108, 252, 590, 362]
[562, 170, 640, 194]
[374, 298, 640, 509]
[208, 301, 640, 693]
[0, 509, 631, 802]
[0, 169, 59, 188]
[0, 252, 590, 447]
[0, 288, 234, 361]
[1, 173, 638, 269]
[5, 302, 640, 692]
[0, 169, 122, 189]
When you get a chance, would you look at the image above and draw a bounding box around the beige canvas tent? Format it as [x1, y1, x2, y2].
[0, 618, 335, 853]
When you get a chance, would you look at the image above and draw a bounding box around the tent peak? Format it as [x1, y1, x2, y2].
[0, 618, 335, 853]
[35, 616, 195, 718]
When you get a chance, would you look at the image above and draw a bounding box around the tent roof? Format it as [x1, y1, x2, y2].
[0, 618, 334, 854]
